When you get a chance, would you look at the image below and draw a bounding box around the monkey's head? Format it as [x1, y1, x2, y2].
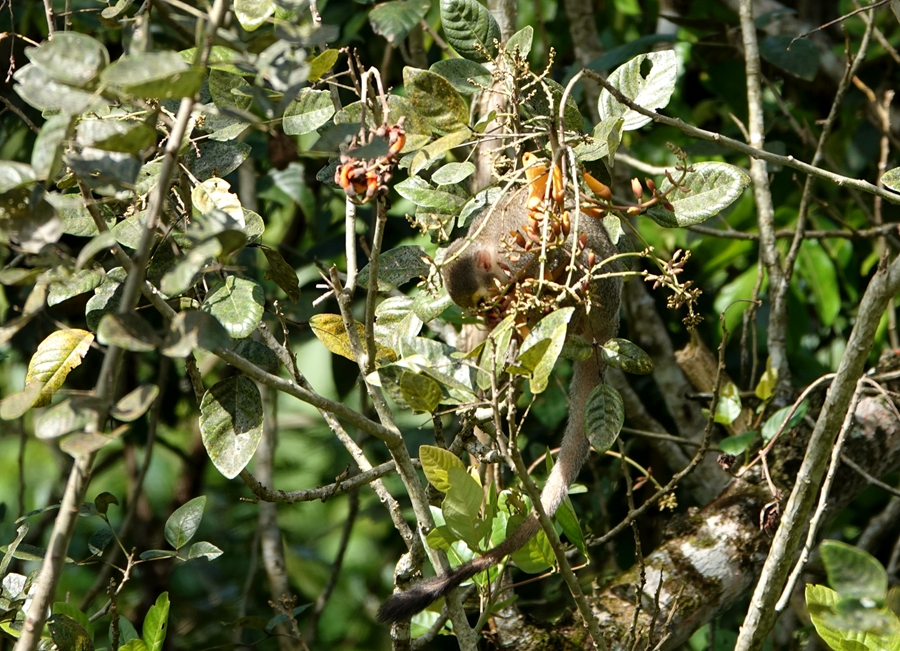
[440, 238, 509, 309]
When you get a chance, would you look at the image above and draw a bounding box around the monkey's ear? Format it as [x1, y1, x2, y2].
[475, 249, 495, 272]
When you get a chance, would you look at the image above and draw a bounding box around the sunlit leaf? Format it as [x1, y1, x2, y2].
[25, 329, 94, 408]
[419, 444, 466, 492]
[199, 377, 264, 479]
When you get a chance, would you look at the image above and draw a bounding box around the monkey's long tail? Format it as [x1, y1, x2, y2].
[375, 515, 542, 624]
[376, 355, 600, 624]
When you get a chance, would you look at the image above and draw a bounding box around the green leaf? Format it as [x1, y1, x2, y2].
[761, 400, 808, 442]
[399, 371, 443, 412]
[442, 466, 484, 546]
[139, 550, 178, 560]
[0, 160, 38, 194]
[432, 161, 476, 185]
[25, 329, 94, 408]
[760, 35, 819, 81]
[508, 513, 553, 573]
[208, 69, 253, 111]
[234, 0, 275, 30]
[439, 0, 500, 62]
[395, 175, 468, 212]
[97, 313, 162, 352]
[882, 167, 900, 194]
[114, 618, 140, 645]
[161, 310, 232, 358]
[187, 140, 252, 181]
[506, 25, 533, 57]
[600, 338, 653, 374]
[159, 238, 221, 297]
[88, 527, 114, 556]
[199, 376, 264, 479]
[47, 269, 104, 307]
[719, 430, 758, 455]
[27, 32, 108, 86]
[52, 601, 93, 638]
[188, 541, 224, 561]
[165, 496, 206, 549]
[798, 240, 840, 327]
[403, 67, 469, 135]
[574, 116, 624, 166]
[76, 118, 157, 155]
[181, 45, 242, 74]
[370, 0, 431, 44]
[14, 64, 105, 114]
[282, 89, 336, 136]
[259, 246, 300, 302]
[520, 77, 584, 132]
[102, 52, 204, 99]
[598, 50, 677, 131]
[755, 357, 778, 402]
[358, 245, 431, 291]
[420, 444, 467, 493]
[231, 339, 280, 373]
[410, 128, 472, 175]
[807, 584, 900, 650]
[429, 58, 492, 95]
[515, 307, 574, 394]
[308, 49, 340, 82]
[34, 397, 101, 440]
[66, 148, 141, 193]
[142, 592, 170, 651]
[645, 162, 751, 227]
[714, 381, 743, 425]
[109, 385, 158, 423]
[94, 491, 119, 516]
[201, 276, 265, 339]
[821, 540, 888, 602]
[47, 613, 94, 651]
[119, 639, 149, 651]
[397, 336, 477, 403]
[32, 114, 72, 181]
[75, 232, 117, 272]
[584, 384, 624, 453]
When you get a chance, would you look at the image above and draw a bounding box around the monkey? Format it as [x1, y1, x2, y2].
[376, 162, 623, 624]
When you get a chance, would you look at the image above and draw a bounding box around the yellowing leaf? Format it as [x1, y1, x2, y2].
[25, 329, 94, 408]
[308, 314, 397, 366]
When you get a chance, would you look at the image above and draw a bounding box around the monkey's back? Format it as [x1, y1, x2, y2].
[456, 185, 621, 332]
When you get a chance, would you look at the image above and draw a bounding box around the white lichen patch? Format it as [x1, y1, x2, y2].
[679, 514, 737, 579]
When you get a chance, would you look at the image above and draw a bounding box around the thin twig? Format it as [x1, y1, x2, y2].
[775, 380, 865, 613]
[840, 455, 900, 499]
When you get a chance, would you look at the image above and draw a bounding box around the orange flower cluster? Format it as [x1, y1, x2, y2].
[335, 119, 406, 204]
